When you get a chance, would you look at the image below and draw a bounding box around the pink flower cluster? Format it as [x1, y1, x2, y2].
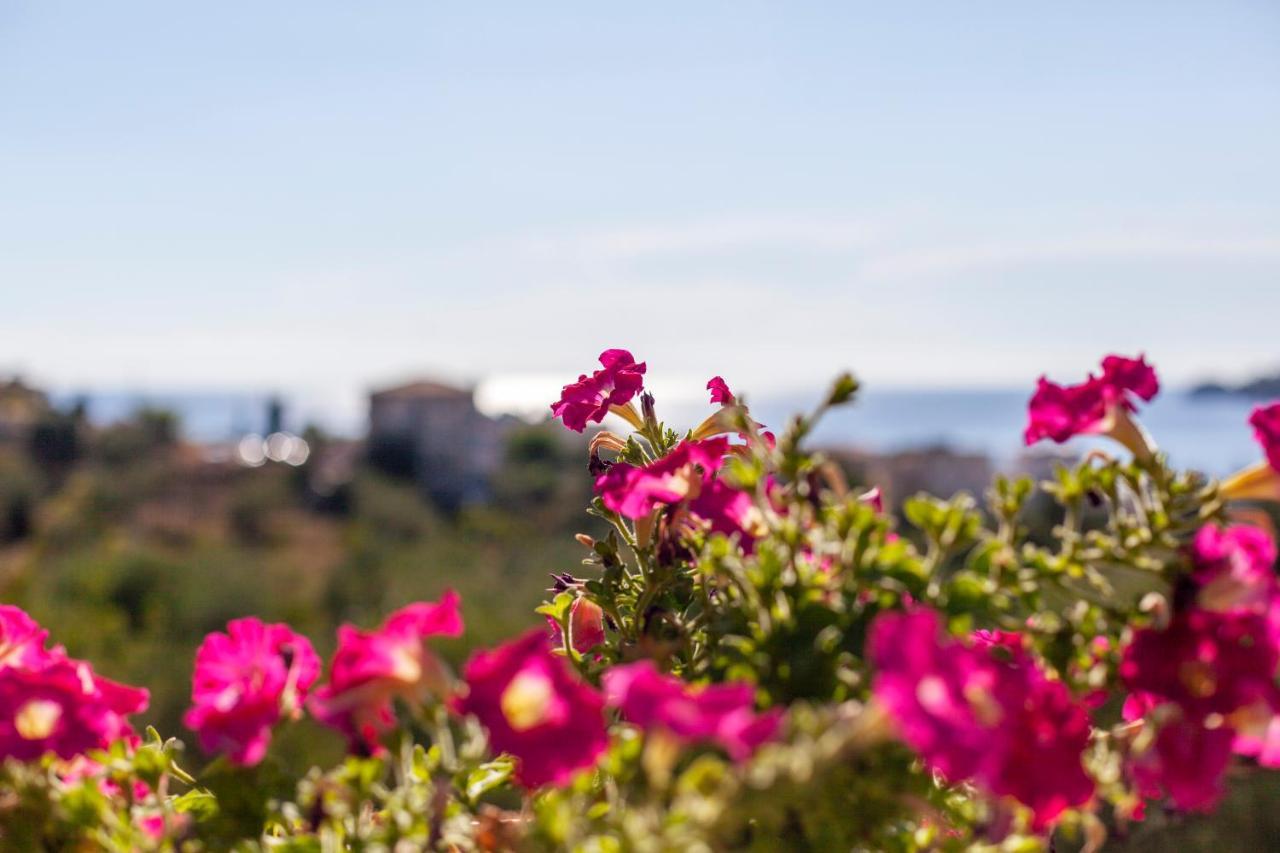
[869, 608, 1093, 828]
[184, 592, 463, 764]
[0, 606, 148, 763]
[1024, 354, 1158, 446]
[548, 356, 773, 550]
[1120, 524, 1280, 810]
[594, 436, 765, 546]
[456, 632, 780, 789]
[551, 349, 647, 432]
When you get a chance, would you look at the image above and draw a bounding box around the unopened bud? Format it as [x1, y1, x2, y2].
[575, 533, 595, 549]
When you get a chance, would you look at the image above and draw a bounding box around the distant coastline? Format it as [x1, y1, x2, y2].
[1190, 373, 1280, 400]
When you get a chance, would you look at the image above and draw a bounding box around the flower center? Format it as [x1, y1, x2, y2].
[15, 699, 61, 740]
[915, 676, 950, 714]
[1179, 661, 1217, 698]
[390, 646, 422, 685]
[500, 671, 555, 731]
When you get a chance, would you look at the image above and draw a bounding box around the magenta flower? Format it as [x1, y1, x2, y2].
[1129, 713, 1235, 812]
[699, 376, 776, 448]
[687, 477, 767, 543]
[1190, 524, 1280, 617]
[1023, 354, 1159, 456]
[1220, 402, 1280, 501]
[455, 629, 607, 789]
[1251, 403, 1280, 472]
[869, 609, 1093, 827]
[547, 597, 606, 657]
[707, 376, 735, 406]
[595, 438, 729, 519]
[310, 591, 464, 754]
[859, 487, 885, 514]
[0, 605, 53, 670]
[1120, 608, 1280, 722]
[602, 660, 781, 762]
[184, 618, 320, 766]
[0, 657, 148, 762]
[1234, 714, 1280, 768]
[551, 349, 647, 432]
[869, 610, 999, 782]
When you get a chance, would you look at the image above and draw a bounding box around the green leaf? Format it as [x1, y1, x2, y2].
[464, 756, 516, 803]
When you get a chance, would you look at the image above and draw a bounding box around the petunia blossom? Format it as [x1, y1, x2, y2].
[1220, 402, 1280, 502]
[697, 376, 775, 448]
[310, 591, 464, 754]
[1023, 354, 1159, 458]
[707, 376, 735, 406]
[1120, 608, 1280, 723]
[1189, 524, 1280, 618]
[0, 605, 53, 671]
[1251, 403, 1280, 472]
[184, 618, 320, 766]
[687, 477, 767, 544]
[869, 609, 1093, 828]
[550, 349, 647, 432]
[594, 438, 729, 519]
[0, 657, 148, 762]
[602, 660, 781, 762]
[1128, 713, 1235, 812]
[454, 629, 607, 789]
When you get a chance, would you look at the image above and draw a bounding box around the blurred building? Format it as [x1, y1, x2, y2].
[826, 444, 995, 508]
[0, 378, 49, 442]
[367, 380, 514, 508]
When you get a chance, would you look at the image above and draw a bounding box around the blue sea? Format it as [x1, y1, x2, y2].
[56, 388, 1266, 478]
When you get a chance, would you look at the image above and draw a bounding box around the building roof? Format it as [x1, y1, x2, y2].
[370, 379, 473, 402]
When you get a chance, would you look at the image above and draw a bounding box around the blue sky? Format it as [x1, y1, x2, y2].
[1, 1, 1278, 415]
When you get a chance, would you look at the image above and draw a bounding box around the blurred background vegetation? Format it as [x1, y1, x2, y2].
[0, 404, 601, 772]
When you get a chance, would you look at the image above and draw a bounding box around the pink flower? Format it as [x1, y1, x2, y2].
[1120, 608, 1280, 722]
[0, 605, 53, 670]
[602, 660, 781, 762]
[551, 349, 647, 432]
[687, 477, 766, 542]
[455, 629, 607, 789]
[707, 376, 735, 406]
[700, 376, 775, 448]
[1128, 713, 1235, 812]
[869, 609, 1093, 827]
[1190, 524, 1279, 617]
[1219, 403, 1280, 501]
[311, 591, 464, 754]
[0, 657, 148, 762]
[547, 597, 606, 656]
[595, 438, 729, 519]
[1024, 354, 1159, 453]
[1250, 403, 1280, 472]
[859, 487, 884, 514]
[184, 618, 320, 766]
